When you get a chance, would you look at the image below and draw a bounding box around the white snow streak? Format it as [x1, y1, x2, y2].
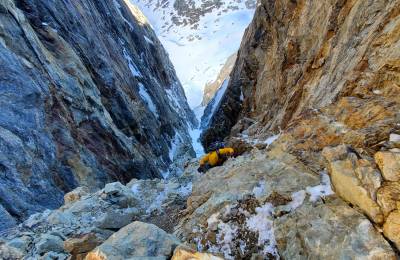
[138, 83, 158, 117]
[123, 48, 142, 77]
[113, 0, 134, 30]
[202, 78, 229, 127]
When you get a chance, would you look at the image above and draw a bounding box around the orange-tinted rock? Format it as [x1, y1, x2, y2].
[383, 210, 400, 250]
[377, 182, 400, 218]
[375, 152, 400, 181]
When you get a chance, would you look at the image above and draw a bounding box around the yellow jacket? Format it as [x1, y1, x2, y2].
[200, 148, 235, 167]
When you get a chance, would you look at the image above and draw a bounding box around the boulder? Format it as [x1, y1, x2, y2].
[172, 245, 223, 260]
[101, 182, 137, 207]
[40, 251, 68, 260]
[85, 222, 181, 260]
[94, 208, 138, 229]
[322, 146, 383, 223]
[383, 210, 400, 250]
[0, 242, 24, 260]
[7, 235, 33, 253]
[64, 187, 90, 205]
[35, 234, 64, 255]
[64, 233, 102, 259]
[377, 182, 400, 218]
[374, 151, 400, 182]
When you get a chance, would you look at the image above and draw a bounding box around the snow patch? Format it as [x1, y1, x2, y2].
[176, 182, 193, 197]
[390, 133, 400, 143]
[138, 83, 158, 117]
[144, 182, 193, 214]
[130, 182, 141, 195]
[189, 106, 205, 157]
[215, 222, 239, 259]
[252, 181, 266, 199]
[246, 203, 279, 258]
[287, 190, 306, 210]
[240, 133, 281, 146]
[169, 132, 183, 161]
[123, 48, 142, 77]
[306, 172, 334, 202]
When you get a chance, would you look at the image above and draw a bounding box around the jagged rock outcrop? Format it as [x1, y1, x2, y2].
[201, 53, 237, 106]
[0, 0, 196, 228]
[201, 0, 400, 150]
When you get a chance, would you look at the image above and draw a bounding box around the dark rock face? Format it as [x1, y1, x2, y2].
[0, 0, 196, 227]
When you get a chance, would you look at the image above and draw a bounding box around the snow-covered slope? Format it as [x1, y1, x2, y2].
[131, 0, 257, 107]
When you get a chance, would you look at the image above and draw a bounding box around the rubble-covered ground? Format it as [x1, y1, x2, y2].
[1, 134, 399, 259]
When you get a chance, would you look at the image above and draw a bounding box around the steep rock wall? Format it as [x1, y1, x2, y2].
[0, 0, 195, 226]
[201, 0, 400, 150]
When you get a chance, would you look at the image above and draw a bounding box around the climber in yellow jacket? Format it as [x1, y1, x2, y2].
[198, 147, 235, 172]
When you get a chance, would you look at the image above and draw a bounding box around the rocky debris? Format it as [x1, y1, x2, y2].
[201, 53, 237, 107]
[2, 145, 399, 258]
[86, 221, 181, 260]
[0, 242, 24, 260]
[35, 234, 64, 255]
[64, 187, 90, 205]
[375, 151, 400, 182]
[0, 0, 196, 228]
[175, 147, 397, 259]
[64, 233, 102, 259]
[0, 168, 198, 259]
[172, 245, 223, 260]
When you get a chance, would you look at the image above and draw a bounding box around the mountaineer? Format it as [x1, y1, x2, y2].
[198, 146, 235, 172]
